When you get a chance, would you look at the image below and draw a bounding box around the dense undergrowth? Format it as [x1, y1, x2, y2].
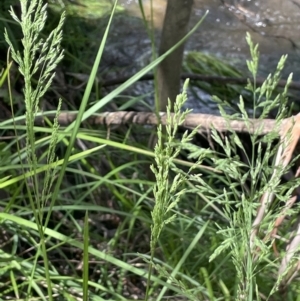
[0, 1, 300, 301]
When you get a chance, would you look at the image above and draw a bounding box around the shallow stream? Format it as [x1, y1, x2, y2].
[53, 0, 300, 114]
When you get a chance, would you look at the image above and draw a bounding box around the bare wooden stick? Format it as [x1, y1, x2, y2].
[2, 111, 294, 135]
[250, 114, 300, 250]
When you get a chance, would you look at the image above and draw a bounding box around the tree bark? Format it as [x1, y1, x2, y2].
[157, 0, 194, 111]
[148, 0, 194, 152]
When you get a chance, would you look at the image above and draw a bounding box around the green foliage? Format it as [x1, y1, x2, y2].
[146, 33, 300, 301]
[3, 0, 65, 299]
[150, 80, 197, 247]
[1, 1, 300, 300]
[145, 80, 201, 300]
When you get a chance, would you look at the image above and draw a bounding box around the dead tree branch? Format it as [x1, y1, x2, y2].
[2, 111, 296, 136]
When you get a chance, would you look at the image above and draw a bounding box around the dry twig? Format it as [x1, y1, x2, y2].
[247, 113, 300, 286]
[0, 111, 295, 136]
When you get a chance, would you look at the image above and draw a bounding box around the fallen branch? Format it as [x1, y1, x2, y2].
[1, 111, 295, 135]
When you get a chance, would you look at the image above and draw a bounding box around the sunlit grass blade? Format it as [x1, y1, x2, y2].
[49, 0, 119, 230]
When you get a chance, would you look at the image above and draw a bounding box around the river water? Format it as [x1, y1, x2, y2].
[119, 0, 300, 66]
[51, 0, 300, 114]
[103, 0, 300, 114]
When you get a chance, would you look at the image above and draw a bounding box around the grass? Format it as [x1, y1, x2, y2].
[1, 1, 300, 301]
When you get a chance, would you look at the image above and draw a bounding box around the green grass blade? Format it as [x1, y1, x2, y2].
[49, 0, 119, 224]
[0, 213, 189, 296]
